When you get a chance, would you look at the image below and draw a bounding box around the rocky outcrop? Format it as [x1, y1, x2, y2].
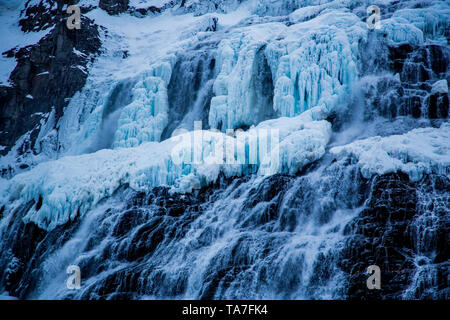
[390, 44, 449, 119]
[18, 0, 59, 32]
[0, 1, 101, 157]
[99, 0, 129, 15]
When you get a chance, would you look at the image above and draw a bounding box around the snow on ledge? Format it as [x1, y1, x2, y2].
[0, 107, 331, 231]
[330, 122, 450, 181]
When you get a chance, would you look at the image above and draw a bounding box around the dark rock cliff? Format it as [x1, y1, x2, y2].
[0, 0, 101, 157]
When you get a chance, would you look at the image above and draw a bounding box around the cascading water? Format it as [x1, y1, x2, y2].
[88, 79, 137, 152]
[16, 159, 368, 300]
[162, 42, 218, 139]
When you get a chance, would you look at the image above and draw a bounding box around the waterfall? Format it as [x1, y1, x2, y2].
[88, 79, 137, 152]
[161, 42, 218, 140]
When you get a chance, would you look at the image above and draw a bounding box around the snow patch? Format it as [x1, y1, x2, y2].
[330, 122, 450, 181]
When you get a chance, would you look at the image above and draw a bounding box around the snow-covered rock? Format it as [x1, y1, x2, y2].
[330, 122, 450, 181]
[267, 9, 365, 117]
[392, 2, 450, 44]
[0, 107, 331, 231]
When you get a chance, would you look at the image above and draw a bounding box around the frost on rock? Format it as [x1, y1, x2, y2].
[252, 0, 337, 17]
[288, 0, 351, 24]
[330, 122, 450, 182]
[0, 137, 185, 231]
[128, 0, 173, 10]
[380, 17, 424, 45]
[43, 6, 218, 157]
[209, 22, 287, 131]
[182, 0, 244, 16]
[0, 107, 331, 231]
[260, 119, 331, 175]
[255, 106, 331, 175]
[373, 0, 449, 45]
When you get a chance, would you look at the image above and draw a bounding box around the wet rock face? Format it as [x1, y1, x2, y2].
[392, 45, 449, 84]
[99, 0, 129, 15]
[340, 172, 450, 300]
[362, 42, 449, 121]
[0, 181, 224, 299]
[0, 170, 448, 299]
[18, 0, 59, 32]
[390, 44, 449, 119]
[0, 2, 101, 156]
[76, 182, 235, 300]
[0, 199, 81, 298]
